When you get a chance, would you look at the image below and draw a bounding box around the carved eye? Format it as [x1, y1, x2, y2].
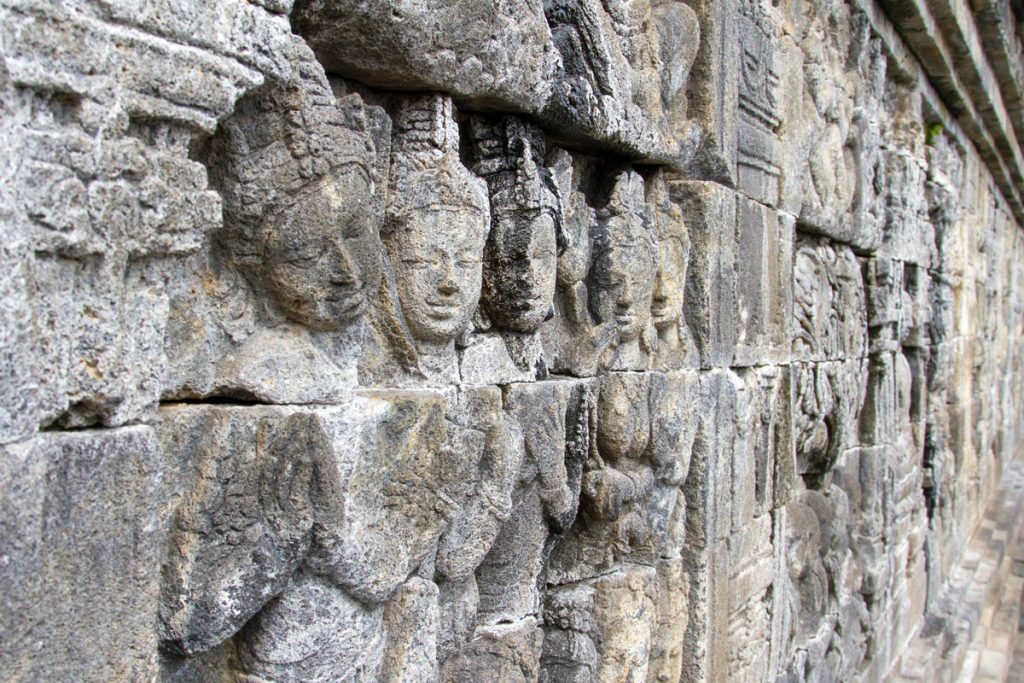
[286, 245, 323, 264]
[402, 258, 433, 271]
[456, 252, 479, 268]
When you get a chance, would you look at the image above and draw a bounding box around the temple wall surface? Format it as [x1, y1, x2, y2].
[2, 0, 1024, 681]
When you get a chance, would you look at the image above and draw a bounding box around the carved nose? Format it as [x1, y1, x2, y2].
[619, 282, 635, 306]
[437, 262, 459, 296]
[329, 246, 360, 287]
[652, 272, 666, 301]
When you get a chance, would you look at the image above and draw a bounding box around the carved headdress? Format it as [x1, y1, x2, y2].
[468, 116, 562, 231]
[383, 94, 489, 232]
[364, 94, 490, 384]
[209, 36, 378, 269]
[647, 173, 687, 247]
[593, 169, 657, 259]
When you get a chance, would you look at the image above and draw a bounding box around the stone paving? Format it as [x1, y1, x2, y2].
[892, 460, 1024, 682]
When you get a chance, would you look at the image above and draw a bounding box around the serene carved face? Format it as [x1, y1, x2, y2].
[261, 168, 382, 331]
[389, 207, 487, 343]
[590, 216, 655, 342]
[651, 236, 686, 331]
[482, 209, 557, 332]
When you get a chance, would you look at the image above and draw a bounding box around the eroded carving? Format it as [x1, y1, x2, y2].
[158, 393, 448, 682]
[167, 38, 383, 403]
[361, 94, 490, 387]
[649, 172, 694, 370]
[588, 170, 658, 372]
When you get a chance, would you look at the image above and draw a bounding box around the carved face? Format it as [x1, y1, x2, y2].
[388, 207, 487, 343]
[651, 236, 686, 331]
[260, 168, 381, 331]
[482, 209, 557, 332]
[590, 216, 655, 342]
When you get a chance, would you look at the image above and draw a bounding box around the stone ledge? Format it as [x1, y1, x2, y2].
[860, 0, 1024, 225]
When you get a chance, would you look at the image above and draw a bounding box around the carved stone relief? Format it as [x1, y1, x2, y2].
[164, 37, 384, 403]
[7, 1, 1024, 682]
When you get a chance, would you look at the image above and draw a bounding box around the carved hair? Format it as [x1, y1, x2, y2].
[468, 115, 565, 252]
[208, 37, 377, 270]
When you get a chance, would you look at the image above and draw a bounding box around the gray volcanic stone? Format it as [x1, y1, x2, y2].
[2, 1, 1024, 682]
[0, 427, 163, 682]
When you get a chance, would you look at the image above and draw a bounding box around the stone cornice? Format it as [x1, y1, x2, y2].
[862, 0, 1024, 223]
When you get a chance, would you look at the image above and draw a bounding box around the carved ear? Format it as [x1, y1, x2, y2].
[159, 412, 326, 656]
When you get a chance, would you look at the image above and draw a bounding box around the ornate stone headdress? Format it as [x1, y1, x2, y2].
[468, 116, 561, 228]
[647, 173, 688, 248]
[383, 94, 489, 233]
[365, 94, 489, 382]
[593, 169, 656, 258]
[209, 36, 378, 269]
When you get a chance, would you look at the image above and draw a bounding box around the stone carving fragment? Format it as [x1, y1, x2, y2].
[380, 577, 441, 683]
[648, 172, 694, 370]
[438, 379, 594, 680]
[542, 564, 657, 681]
[158, 394, 448, 682]
[545, 369, 697, 682]
[793, 235, 867, 362]
[793, 360, 866, 481]
[649, 556, 690, 683]
[587, 169, 658, 372]
[361, 94, 490, 387]
[293, 0, 558, 112]
[783, 7, 886, 249]
[166, 37, 383, 403]
[459, 115, 562, 384]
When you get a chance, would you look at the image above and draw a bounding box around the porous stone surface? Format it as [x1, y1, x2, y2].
[2, 0, 1024, 681]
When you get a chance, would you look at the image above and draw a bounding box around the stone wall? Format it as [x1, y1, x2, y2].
[1, 0, 1023, 681]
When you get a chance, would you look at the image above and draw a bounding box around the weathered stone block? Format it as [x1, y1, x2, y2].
[293, 0, 700, 163]
[675, 181, 738, 368]
[0, 427, 163, 682]
[685, 369, 741, 548]
[733, 197, 792, 366]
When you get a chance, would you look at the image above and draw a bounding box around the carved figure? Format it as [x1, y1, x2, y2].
[588, 169, 658, 371]
[540, 363, 695, 681]
[362, 94, 490, 386]
[648, 173, 692, 370]
[429, 387, 524, 679]
[442, 380, 593, 679]
[158, 391, 450, 683]
[538, 149, 606, 377]
[469, 116, 561, 334]
[456, 116, 562, 383]
[159, 43, 461, 683]
[172, 37, 382, 402]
